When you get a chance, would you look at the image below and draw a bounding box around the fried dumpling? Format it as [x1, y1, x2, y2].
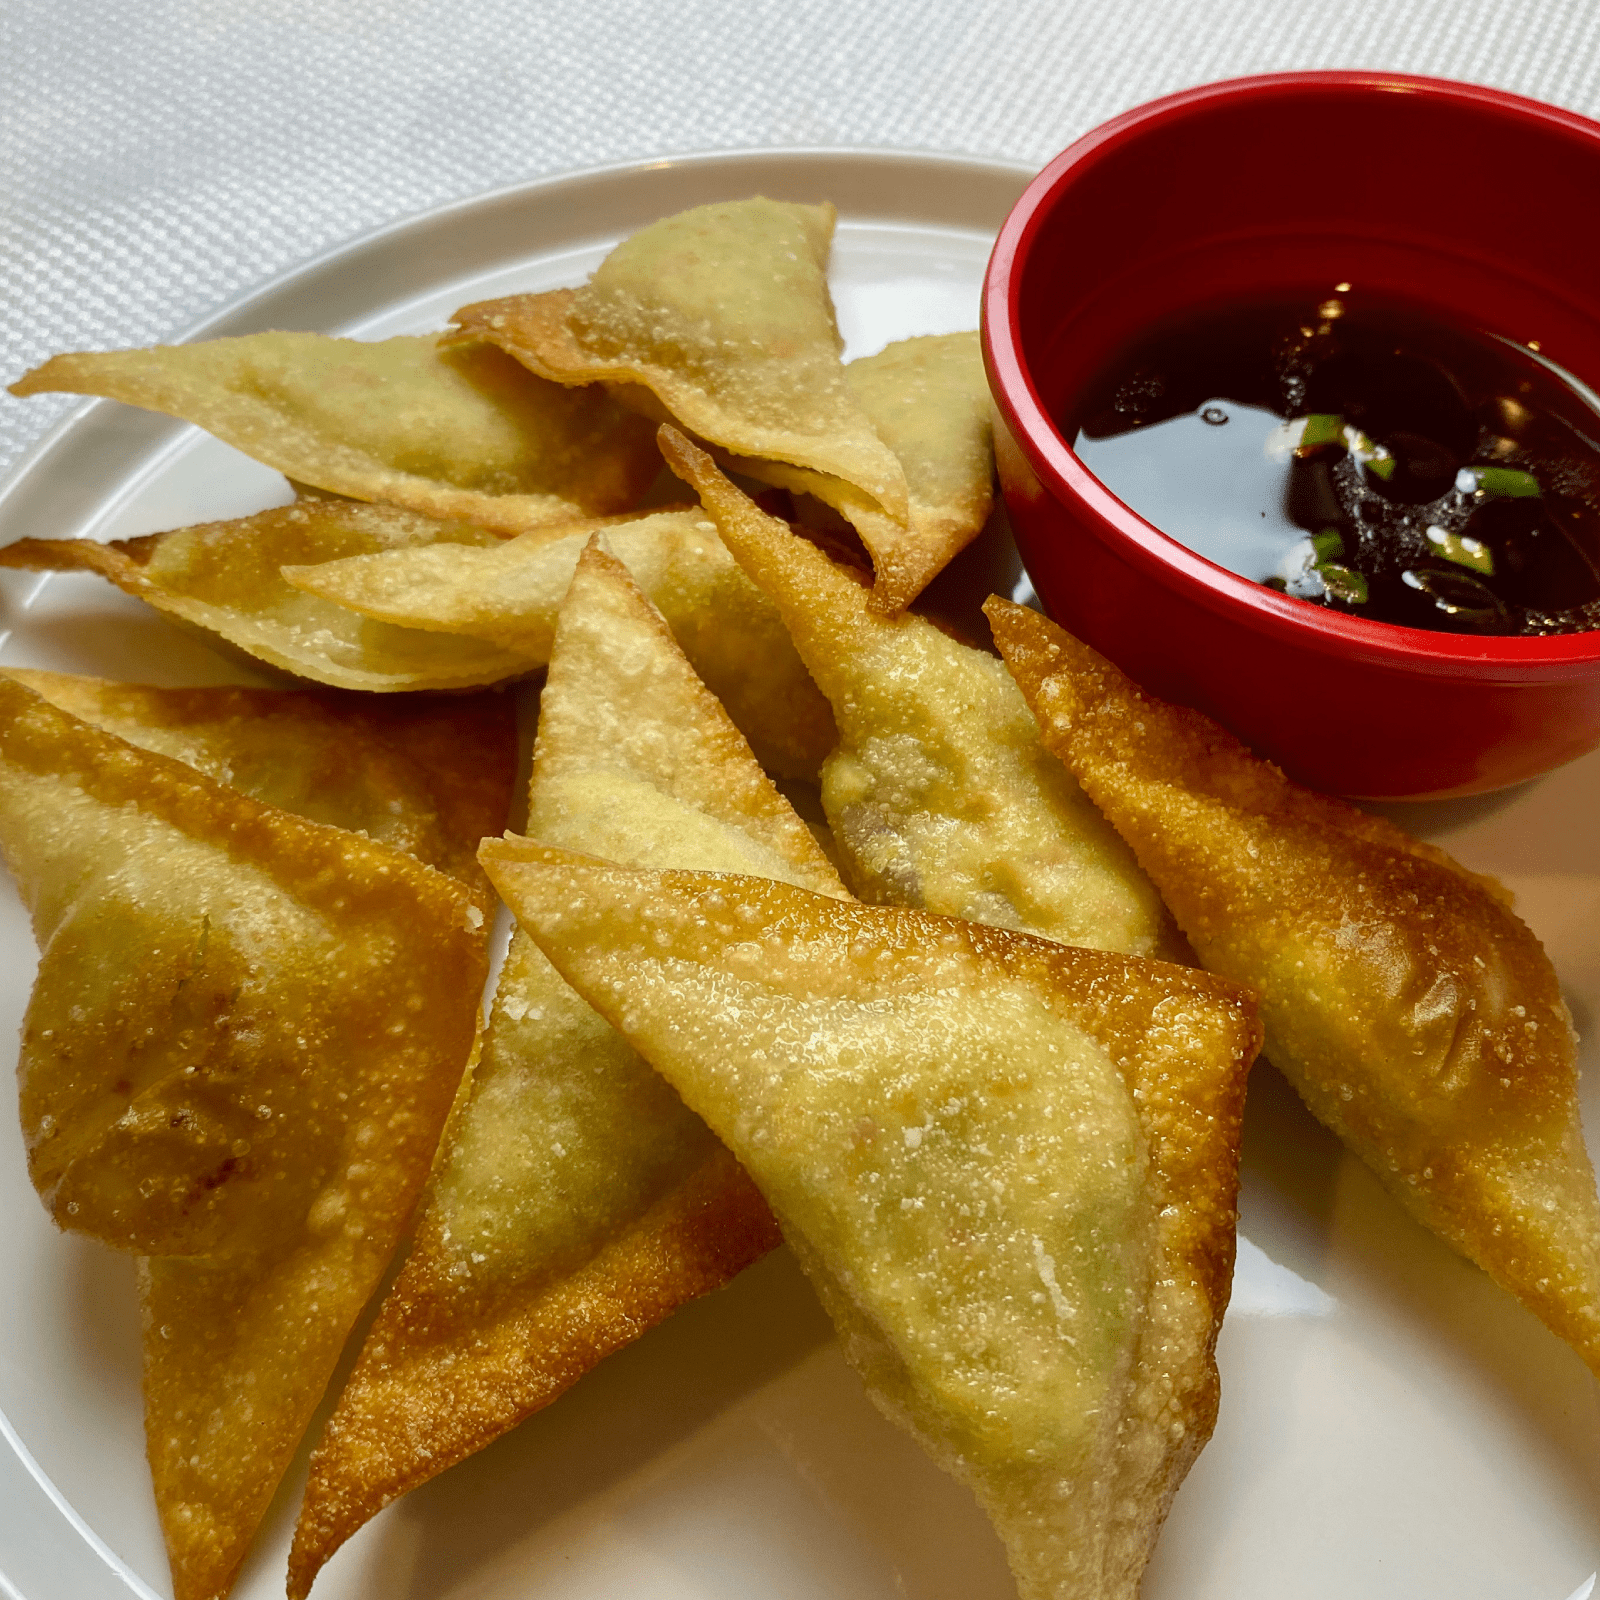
[6, 670, 516, 910]
[281, 506, 836, 778]
[481, 844, 1259, 1600]
[0, 674, 495, 1600]
[729, 332, 995, 610]
[0, 499, 559, 691]
[451, 197, 909, 522]
[0, 673, 499, 1254]
[287, 536, 847, 1597]
[988, 596, 1600, 1376]
[9, 332, 658, 530]
[660, 427, 1182, 960]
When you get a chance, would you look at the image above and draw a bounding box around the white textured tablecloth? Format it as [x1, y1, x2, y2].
[4, 0, 1598, 476]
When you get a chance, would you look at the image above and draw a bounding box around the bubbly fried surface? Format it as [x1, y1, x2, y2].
[7, 670, 515, 911]
[0, 676, 492, 1256]
[0, 499, 553, 691]
[481, 846, 1258, 1600]
[288, 539, 847, 1596]
[988, 596, 1600, 1376]
[10, 332, 659, 530]
[282, 507, 699, 649]
[282, 506, 835, 778]
[662, 429, 1183, 961]
[0, 675, 490, 1600]
[451, 197, 909, 521]
[731, 332, 994, 609]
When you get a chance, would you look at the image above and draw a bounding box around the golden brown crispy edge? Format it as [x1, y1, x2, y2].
[285, 1145, 779, 1598]
[5, 670, 517, 914]
[287, 534, 837, 1590]
[986, 595, 1600, 1378]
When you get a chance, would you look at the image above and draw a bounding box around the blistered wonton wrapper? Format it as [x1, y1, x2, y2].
[0, 674, 498, 1600]
[988, 598, 1600, 1378]
[662, 428, 1183, 960]
[283, 506, 835, 778]
[451, 197, 909, 522]
[0, 498, 581, 691]
[288, 538, 847, 1596]
[10, 332, 659, 531]
[730, 332, 994, 610]
[484, 846, 1259, 1600]
[0, 671, 510, 1253]
[7, 670, 516, 913]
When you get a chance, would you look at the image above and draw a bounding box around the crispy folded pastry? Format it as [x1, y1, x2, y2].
[0, 675, 502, 1600]
[450, 197, 909, 522]
[481, 845, 1260, 1600]
[729, 332, 995, 610]
[0, 499, 565, 691]
[287, 537, 848, 1597]
[281, 506, 835, 778]
[0, 673, 506, 1253]
[9, 332, 658, 531]
[6, 670, 515, 911]
[660, 427, 1183, 960]
[987, 597, 1600, 1375]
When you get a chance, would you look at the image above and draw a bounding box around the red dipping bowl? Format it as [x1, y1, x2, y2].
[982, 72, 1600, 798]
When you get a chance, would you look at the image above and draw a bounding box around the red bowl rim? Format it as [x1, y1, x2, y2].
[981, 70, 1600, 679]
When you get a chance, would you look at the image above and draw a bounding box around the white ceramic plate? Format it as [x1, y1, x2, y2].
[0, 149, 1596, 1600]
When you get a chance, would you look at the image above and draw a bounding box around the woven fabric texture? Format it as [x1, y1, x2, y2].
[4, 0, 1597, 476]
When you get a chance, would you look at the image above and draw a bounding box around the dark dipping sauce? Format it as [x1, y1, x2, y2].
[1070, 294, 1600, 635]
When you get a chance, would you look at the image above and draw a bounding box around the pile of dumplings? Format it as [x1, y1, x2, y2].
[2, 197, 1596, 1600]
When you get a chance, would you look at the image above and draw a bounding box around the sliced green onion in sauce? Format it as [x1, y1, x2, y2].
[1470, 466, 1541, 498]
[1316, 563, 1369, 604]
[1425, 525, 1495, 575]
[1299, 413, 1344, 449]
[1342, 423, 1396, 479]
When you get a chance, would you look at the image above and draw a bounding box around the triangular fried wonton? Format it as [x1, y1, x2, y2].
[0, 675, 493, 1600]
[0, 499, 570, 691]
[281, 506, 836, 778]
[451, 197, 909, 522]
[660, 427, 1182, 961]
[729, 332, 995, 610]
[10, 332, 658, 531]
[7, 670, 516, 911]
[287, 537, 847, 1596]
[481, 845, 1259, 1600]
[0, 674, 498, 1256]
[987, 597, 1600, 1377]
